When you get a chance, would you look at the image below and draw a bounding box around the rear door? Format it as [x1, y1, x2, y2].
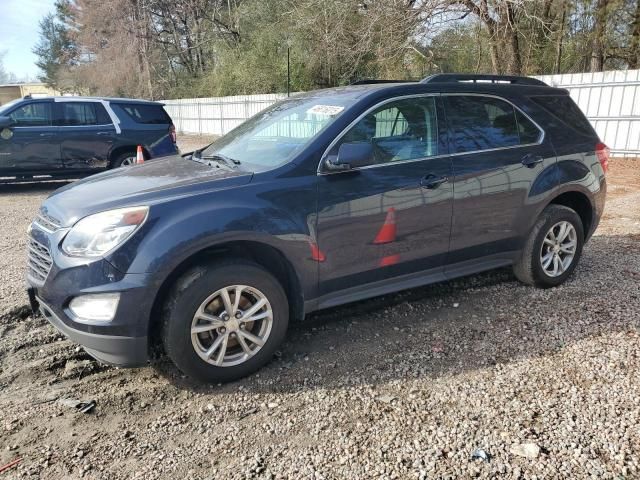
[55, 101, 116, 171]
[442, 94, 557, 272]
[0, 101, 60, 173]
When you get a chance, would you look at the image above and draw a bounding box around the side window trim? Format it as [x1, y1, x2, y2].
[441, 93, 545, 155]
[317, 92, 545, 175]
[318, 93, 441, 175]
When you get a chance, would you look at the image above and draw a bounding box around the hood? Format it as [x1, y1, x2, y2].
[42, 155, 253, 226]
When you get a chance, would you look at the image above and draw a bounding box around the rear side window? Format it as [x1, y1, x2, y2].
[95, 103, 112, 124]
[530, 95, 594, 137]
[515, 110, 542, 144]
[118, 104, 171, 124]
[8, 102, 51, 126]
[444, 96, 519, 153]
[59, 102, 105, 126]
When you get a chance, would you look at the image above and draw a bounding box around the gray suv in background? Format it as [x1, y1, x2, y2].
[0, 96, 178, 179]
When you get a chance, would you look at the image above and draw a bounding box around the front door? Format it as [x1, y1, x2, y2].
[0, 101, 60, 173]
[315, 96, 453, 306]
[55, 101, 116, 171]
[441, 94, 557, 270]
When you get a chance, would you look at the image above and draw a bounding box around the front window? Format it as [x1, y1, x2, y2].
[328, 96, 439, 167]
[6, 102, 52, 127]
[200, 96, 353, 171]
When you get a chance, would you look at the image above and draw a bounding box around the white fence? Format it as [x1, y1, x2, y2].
[162, 93, 286, 137]
[163, 69, 640, 157]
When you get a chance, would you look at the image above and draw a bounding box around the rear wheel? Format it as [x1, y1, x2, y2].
[513, 204, 584, 288]
[161, 261, 289, 383]
[111, 151, 137, 168]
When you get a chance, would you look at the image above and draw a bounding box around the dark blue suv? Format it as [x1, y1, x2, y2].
[26, 74, 607, 383]
[0, 96, 177, 178]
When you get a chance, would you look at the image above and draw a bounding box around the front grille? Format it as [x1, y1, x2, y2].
[27, 238, 53, 285]
[34, 210, 62, 233]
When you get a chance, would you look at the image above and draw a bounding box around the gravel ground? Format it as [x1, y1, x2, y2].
[0, 150, 638, 479]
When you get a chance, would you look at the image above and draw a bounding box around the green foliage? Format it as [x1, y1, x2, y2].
[33, 1, 76, 90]
[33, 0, 640, 99]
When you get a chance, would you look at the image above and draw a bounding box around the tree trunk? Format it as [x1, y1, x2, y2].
[554, 2, 567, 74]
[503, 1, 522, 74]
[590, 0, 607, 72]
[487, 24, 500, 73]
[630, 0, 640, 68]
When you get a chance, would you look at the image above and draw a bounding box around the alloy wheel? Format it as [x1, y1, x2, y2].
[540, 221, 577, 277]
[190, 285, 273, 367]
[120, 156, 136, 167]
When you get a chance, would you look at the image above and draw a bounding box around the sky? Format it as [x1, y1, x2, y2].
[0, 0, 57, 81]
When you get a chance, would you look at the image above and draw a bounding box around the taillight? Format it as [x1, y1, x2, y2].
[169, 124, 177, 144]
[595, 142, 609, 174]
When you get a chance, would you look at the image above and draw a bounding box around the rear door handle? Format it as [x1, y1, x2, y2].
[96, 132, 111, 135]
[39, 133, 55, 137]
[521, 154, 544, 168]
[420, 174, 448, 189]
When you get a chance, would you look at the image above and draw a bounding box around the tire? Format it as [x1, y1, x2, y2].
[161, 260, 289, 383]
[111, 151, 137, 168]
[513, 204, 584, 288]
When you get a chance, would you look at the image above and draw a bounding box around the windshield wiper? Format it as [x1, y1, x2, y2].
[200, 153, 241, 168]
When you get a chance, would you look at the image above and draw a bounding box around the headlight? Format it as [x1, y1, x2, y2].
[61, 206, 149, 257]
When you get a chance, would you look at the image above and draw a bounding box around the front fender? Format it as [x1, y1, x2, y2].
[106, 181, 319, 299]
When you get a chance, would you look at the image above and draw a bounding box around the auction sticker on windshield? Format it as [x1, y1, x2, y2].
[306, 105, 345, 116]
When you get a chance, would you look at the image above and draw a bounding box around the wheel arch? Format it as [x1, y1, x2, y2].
[546, 190, 594, 238]
[147, 240, 305, 349]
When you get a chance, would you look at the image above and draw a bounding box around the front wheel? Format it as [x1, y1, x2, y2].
[513, 204, 585, 288]
[161, 261, 289, 383]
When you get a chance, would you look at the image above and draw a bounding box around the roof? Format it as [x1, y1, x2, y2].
[0, 82, 49, 88]
[295, 78, 566, 104]
[71, 96, 162, 105]
[17, 96, 163, 105]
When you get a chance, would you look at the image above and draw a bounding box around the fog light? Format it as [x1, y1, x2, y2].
[69, 293, 120, 322]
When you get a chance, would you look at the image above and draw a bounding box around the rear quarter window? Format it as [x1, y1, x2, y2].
[530, 95, 595, 137]
[116, 103, 172, 124]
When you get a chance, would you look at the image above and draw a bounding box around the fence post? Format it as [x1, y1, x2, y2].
[219, 102, 224, 136]
[198, 102, 202, 136]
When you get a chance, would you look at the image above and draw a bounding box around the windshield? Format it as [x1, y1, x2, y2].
[200, 95, 354, 171]
[0, 99, 22, 115]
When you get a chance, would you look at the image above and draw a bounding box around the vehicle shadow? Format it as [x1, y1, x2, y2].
[153, 232, 640, 394]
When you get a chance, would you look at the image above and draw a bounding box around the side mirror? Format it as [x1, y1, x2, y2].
[326, 142, 373, 171]
[0, 116, 13, 129]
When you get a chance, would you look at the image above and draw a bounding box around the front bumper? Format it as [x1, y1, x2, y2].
[26, 221, 156, 367]
[29, 290, 149, 367]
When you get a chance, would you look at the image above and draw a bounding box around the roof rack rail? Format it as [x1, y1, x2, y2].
[420, 74, 547, 87]
[350, 79, 416, 85]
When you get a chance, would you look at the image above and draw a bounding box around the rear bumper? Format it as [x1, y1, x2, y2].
[33, 293, 148, 367]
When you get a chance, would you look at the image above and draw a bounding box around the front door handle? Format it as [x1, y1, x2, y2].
[420, 174, 448, 189]
[521, 154, 544, 168]
[39, 133, 55, 137]
[96, 132, 111, 135]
